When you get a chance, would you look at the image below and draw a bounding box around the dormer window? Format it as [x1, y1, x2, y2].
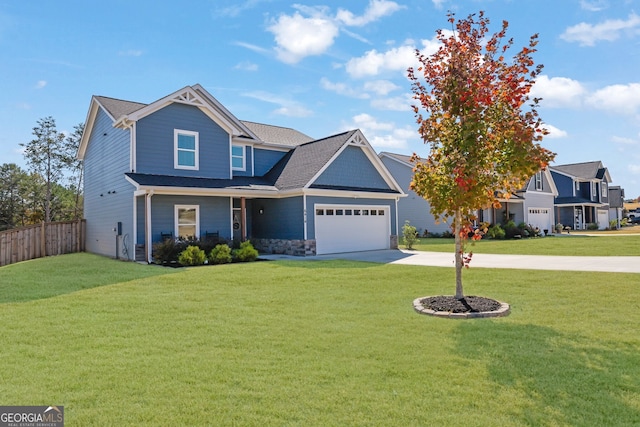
[534, 172, 542, 191]
[175, 129, 199, 170]
[232, 145, 245, 171]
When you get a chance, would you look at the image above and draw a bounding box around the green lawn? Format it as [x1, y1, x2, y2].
[405, 234, 640, 256]
[1, 253, 639, 426]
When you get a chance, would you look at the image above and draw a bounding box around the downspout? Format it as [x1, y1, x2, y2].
[146, 190, 154, 263]
[303, 194, 308, 240]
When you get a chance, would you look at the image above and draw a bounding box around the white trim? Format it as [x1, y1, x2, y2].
[174, 204, 200, 239]
[130, 121, 136, 172]
[174, 129, 199, 170]
[146, 192, 153, 263]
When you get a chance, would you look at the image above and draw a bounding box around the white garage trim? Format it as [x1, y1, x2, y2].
[314, 204, 390, 255]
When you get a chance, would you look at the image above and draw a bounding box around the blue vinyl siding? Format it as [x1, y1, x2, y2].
[136, 103, 230, 178]
[251, 197, 303, 240]
[146, 195, 232, 242]
[314, 146, 390, 190]
[551, 172, 574, 197]
[83, 108, 136, 260]
[305, 195, 396, 240]
[231, 145, 254, 177]
[254, 148, 288, 176]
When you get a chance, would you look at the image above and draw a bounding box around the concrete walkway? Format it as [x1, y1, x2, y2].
[261, 249, 640, 273]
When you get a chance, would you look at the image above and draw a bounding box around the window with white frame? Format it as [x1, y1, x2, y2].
[174, 129, 199, 170]
[231, 145, 245, 171]
[534, 172, 542, 191]
[175, 205, 199, 239]
[601, 182, 607, 197]
[592, 182, 597, 198]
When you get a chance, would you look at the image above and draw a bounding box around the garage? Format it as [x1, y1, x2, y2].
[527, 207, 552, 232]
[314, 204, 390, 255]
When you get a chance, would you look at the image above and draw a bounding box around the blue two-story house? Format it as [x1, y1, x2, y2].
[550, 161, 612, 230]
[78, 84, 404, 261]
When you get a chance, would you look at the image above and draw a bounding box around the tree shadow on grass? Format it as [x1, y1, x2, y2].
[0, 253, 177, 304]
[453, 322, 640, 426]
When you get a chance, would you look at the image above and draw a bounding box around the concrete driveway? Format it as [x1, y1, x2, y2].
[262, 249, 640, 273]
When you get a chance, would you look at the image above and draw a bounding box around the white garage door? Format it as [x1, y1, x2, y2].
[597, 209, 609, 230]
[527, 207, 552, 232]
[315, 205, 390, 255]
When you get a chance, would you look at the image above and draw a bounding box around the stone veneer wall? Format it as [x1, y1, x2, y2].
[252, 238, 316, 256]
[390, 235, 398, 249]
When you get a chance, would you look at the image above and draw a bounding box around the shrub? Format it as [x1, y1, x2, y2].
[555, 223, 564, 234]
[609, 219, 618, 230]
[153, 238, 185, 264]
[209, 244, 232, 265]
[486, 224, 506, 240]
[178, 245, 207, 266]
[402, 220, 418, 249]
[233, 241, 258, 262]
[441, 230, 454, 238]
[503, 220, 520, 239]
[587, 222, 599, 230]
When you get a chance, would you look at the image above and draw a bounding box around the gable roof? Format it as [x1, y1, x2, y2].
[550, 161, 612, 182]
[93, 96, 146, 121]
[379, 152, 414, 167]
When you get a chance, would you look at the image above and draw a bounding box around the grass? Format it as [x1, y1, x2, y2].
[405, 232, 640, 256]
[1, 253, 639, 426]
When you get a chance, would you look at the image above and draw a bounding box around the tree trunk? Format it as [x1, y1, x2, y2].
[454, 209, 464, 299]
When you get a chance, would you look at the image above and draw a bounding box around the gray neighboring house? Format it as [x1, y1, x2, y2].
[608, 185, 625, 228]
[379, 152, 451, 235]
[550, 161, 612, 230]
[379, 152, 558, 235]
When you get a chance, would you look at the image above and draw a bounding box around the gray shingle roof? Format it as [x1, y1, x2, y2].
[551, 161, 604, 179]
[94, 96, 146, 120]
[380, 152, 413, 165]
[240, 121, 313, 147]
[272, 131, 355, 190]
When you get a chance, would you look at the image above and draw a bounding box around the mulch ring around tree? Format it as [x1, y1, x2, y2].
[413, 295, 510, 319]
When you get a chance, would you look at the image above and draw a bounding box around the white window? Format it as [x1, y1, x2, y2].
[575, 181, 580, 191]
[175, 205, 199, 239]
[592, 182, 597, 198]
[601, 182, 607, 197]
[534, 172, 542, 191]
[232, 145, 245, 171]
[174, 129, 199, 170]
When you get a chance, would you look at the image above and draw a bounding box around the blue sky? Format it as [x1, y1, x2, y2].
[1, 0, 640, 198]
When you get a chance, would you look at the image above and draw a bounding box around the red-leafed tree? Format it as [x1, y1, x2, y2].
[408, 11, 556, 300]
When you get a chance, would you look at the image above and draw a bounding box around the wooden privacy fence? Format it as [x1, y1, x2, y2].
[0, 220, 86, 267]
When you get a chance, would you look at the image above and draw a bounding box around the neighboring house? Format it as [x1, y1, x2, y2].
[78, 84, 405, 261]
[608, 185, 625, 228]
[379, 152, 451, 235]
[550, 161, 612, 230]
[380, 151, 558, 234]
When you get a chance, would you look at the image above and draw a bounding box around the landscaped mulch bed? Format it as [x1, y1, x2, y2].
[420, 295, 502, 313]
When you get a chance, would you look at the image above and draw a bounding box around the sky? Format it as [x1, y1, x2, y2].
[1, 0, 640, 198]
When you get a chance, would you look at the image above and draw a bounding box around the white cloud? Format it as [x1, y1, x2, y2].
[629, 164, 640, 174]
[345, 36, 442, 78]
[586, 83, 640, 114]
[35, 80, 47, 89]
[543, 124, 568, 139]
[336, 0, 404, 27]
[363, 79, 399, 95]
[611, 135, 638, 146]
[267, 1, 403, 64]
[342, 113, 415, 150]
[320, 77, 370, 99]
[233, 41, 271, 55]
[345, 44, 416, 78]
[580, 0, 609, 12]
[531, 75, 586, 108]
[370, 94, 412, 111]
[560, 13, 640, 46]
[267, 11, 339, 64]
[241, 90, 313, 117]
[432, 0, 447, 10]
[234, 61, 259, 71]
